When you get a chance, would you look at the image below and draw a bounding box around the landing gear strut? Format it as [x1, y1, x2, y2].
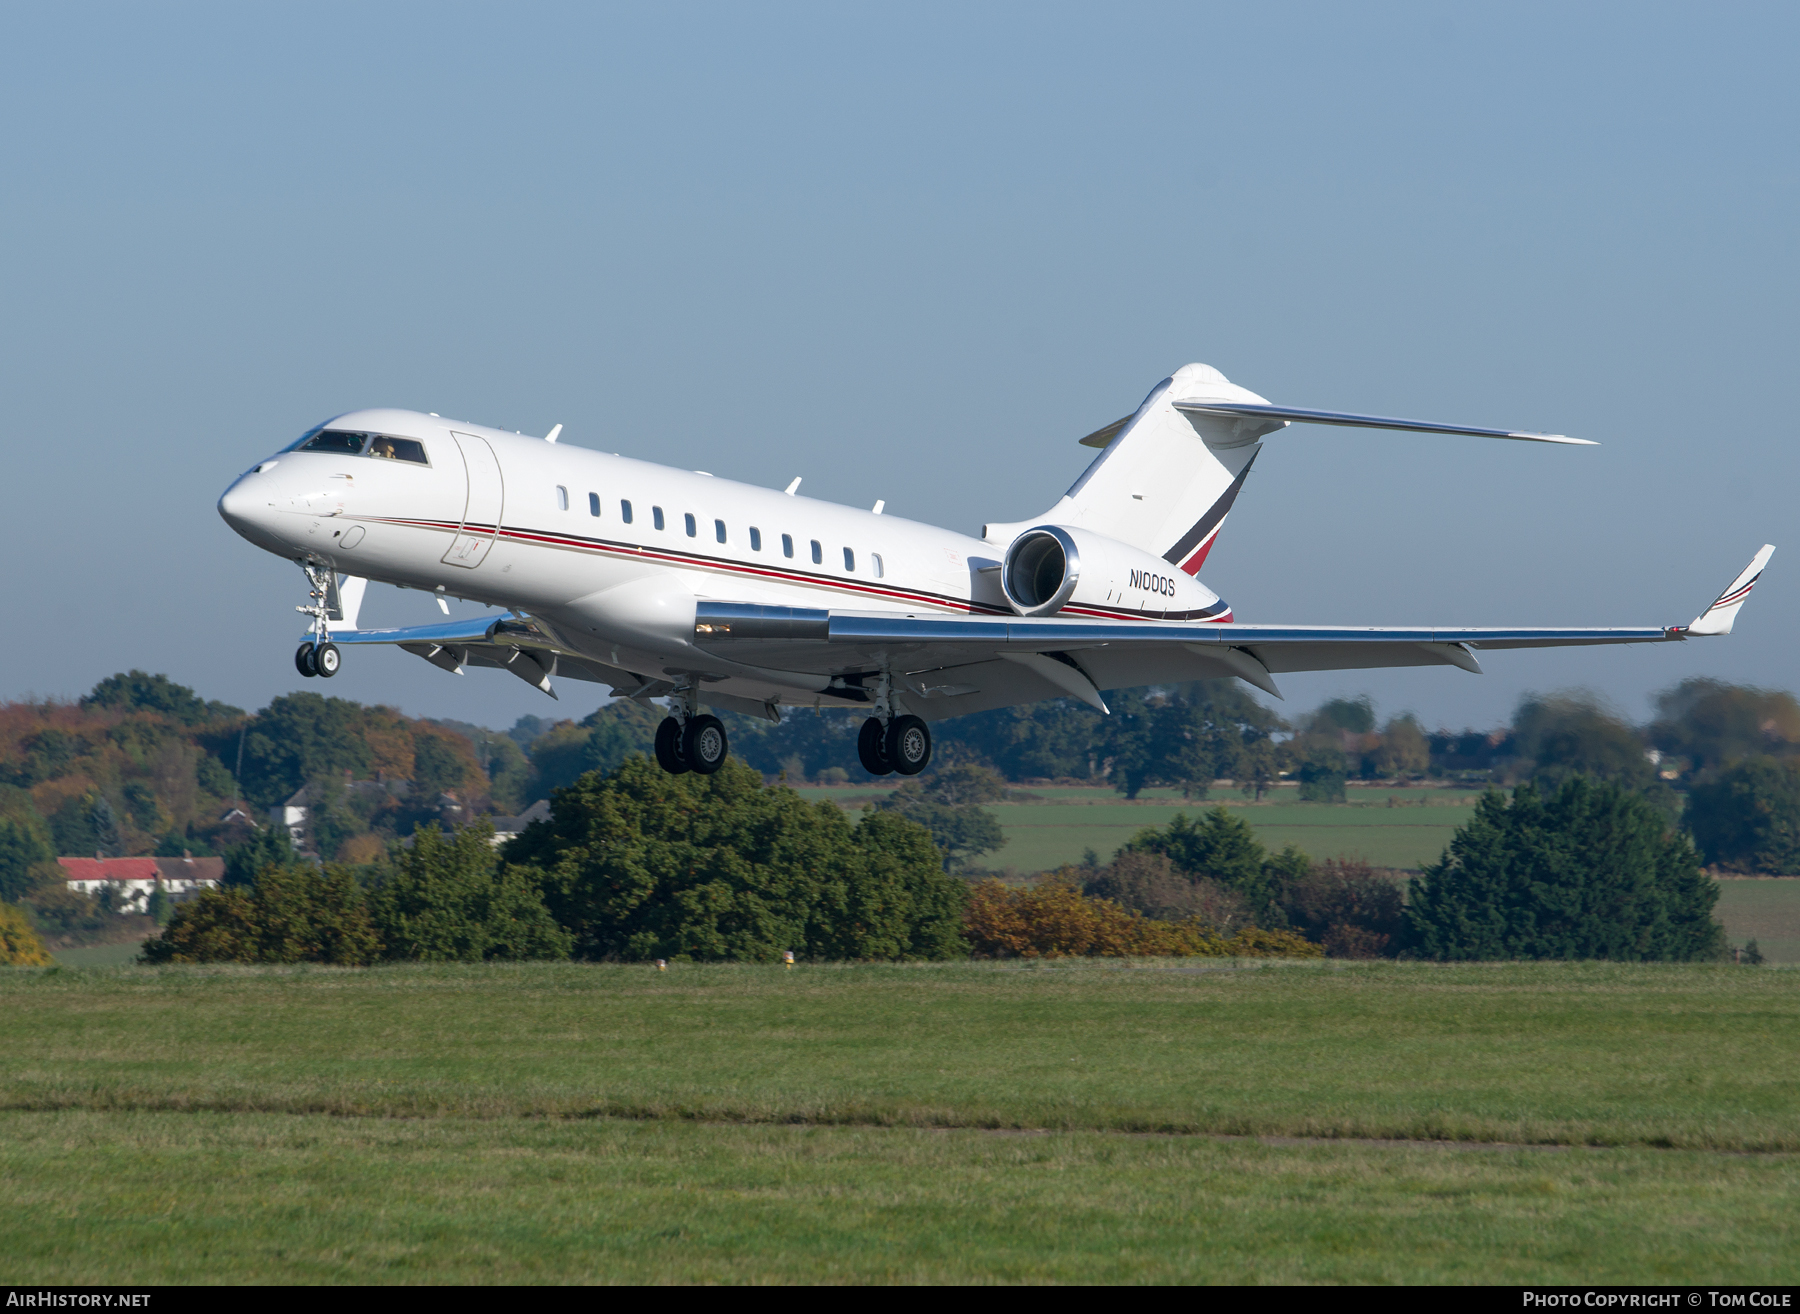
[293, 561, 341, 679]
[856, 664, 931, 777]
[654, 681, 730, 775]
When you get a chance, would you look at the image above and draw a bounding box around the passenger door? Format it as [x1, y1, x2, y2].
[441, 432, 505, 569]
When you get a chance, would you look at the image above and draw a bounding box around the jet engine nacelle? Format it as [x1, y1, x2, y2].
[999, 524, 1223, 619]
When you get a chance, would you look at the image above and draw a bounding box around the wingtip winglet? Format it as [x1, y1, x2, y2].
[1686, 544, 1776, 636]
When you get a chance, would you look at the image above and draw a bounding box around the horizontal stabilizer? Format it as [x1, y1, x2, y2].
[1686, 545, 1776, 636]
[1172, 401, 1595, 446]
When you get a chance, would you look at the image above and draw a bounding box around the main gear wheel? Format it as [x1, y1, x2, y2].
[857, 717, 893, 776]
[682, 714, 729, 774]
[883, 715, 931, 775]
[654, 717, 689, 774]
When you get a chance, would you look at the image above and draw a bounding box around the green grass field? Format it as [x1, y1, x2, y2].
[801, 782, 1486, 872]
[2, 961, 1796, 1283]
[1715, 879, 1800, 964]
[48, 939, 152, 968]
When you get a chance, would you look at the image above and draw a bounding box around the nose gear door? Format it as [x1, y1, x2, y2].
[441, 432, 505, 568]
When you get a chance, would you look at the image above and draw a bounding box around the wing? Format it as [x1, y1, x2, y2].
[691, 546, 1774, 718]
[315, 547, 1772, 723]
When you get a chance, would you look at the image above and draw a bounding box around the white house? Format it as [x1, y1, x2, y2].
[59, 854, 225, 914]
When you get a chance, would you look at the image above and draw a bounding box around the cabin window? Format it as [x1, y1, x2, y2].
[715, 519, 727, 543]
[653, 506, 665, 530]
[621, 500, 633, 524]
[749, 527, 762, 552]
[684, 513, 697, 537]
[782, 534, 794, 558]
[843, 547, 856, 572]
[871, 553, 884, 578]
[588, 492, 600, 517]
[556, 486, 569, 511]
[810, 539, 822, 565]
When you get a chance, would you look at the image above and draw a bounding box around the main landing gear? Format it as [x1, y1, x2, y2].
[293, 561, 341, 679]
[854, 666, 931, 777]
[654, 682, 730, 775]
[857, 714, 931, 776]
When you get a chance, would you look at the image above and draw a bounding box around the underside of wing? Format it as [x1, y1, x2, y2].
[687, 603, 1683, 719]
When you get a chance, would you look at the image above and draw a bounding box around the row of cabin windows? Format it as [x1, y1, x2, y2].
[553, 485, 884, 577]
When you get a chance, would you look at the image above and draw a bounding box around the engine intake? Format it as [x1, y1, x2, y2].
[1002, 526, 1080, 616]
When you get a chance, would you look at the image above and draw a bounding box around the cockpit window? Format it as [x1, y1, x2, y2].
[297, 430, 368, 455]
[368, 435, 428, 464]
[291, 429, 430, 465]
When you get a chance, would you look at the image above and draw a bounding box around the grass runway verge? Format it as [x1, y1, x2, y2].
[5, 1111, 1796, 1284]
[3, 961, 1796, 1283]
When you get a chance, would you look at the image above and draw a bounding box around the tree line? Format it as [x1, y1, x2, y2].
[2, 667, 1797, 966]
[128, 762, 1724, 967]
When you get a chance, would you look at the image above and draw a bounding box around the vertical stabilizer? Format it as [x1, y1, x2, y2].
[1008, 364, 1285, 573]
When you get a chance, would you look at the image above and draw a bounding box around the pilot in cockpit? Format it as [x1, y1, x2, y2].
[369, 437, 400, 459]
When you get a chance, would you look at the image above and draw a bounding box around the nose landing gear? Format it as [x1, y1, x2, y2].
[294, 641, 341, 678]
[293, 562, 343, 678]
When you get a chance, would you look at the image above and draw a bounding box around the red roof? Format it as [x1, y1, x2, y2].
[58, 857, 162, 881]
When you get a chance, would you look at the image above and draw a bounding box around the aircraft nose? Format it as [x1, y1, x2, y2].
[218, 480, 257, 531]
[218, 471, 282, 545]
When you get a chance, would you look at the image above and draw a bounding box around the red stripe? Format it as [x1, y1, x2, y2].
[360, 515, 1232, 624]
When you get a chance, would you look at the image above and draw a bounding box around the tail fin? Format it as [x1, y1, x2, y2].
[1000, 362, 1596, 573]
[1009, 363, 1276, 574]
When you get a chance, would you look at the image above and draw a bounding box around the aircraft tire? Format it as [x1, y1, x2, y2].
[884, 715, 931, 776]
[654, 717, 690, 774]
[682, 714, 729, 775]
[315, 643, 341, 678]
[857, 717, 893, 776]
[295, 643, 318, 678]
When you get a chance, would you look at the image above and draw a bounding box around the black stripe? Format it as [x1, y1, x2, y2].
[1162, 451, 1258, 568]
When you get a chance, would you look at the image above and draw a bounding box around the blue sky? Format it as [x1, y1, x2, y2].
[2, 2, 1794, 733]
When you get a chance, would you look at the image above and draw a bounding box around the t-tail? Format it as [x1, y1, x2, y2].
[1011, 362, 1594, 576]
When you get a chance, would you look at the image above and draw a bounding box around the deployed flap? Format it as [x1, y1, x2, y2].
[1686, 545, 1776, 636]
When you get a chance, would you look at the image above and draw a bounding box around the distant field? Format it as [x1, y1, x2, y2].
[50, 939, 152, 969]
[1, 961, 1795, 1284]
[1715, 879, 1800, 964]
[799, 783, 1485, 872]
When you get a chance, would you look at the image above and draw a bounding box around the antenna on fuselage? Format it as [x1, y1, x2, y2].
[545, 424, 563, 444]
[785, 477, 802, 496]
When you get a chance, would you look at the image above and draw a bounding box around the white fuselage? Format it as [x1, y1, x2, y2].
[218, 408, 1226, 694]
